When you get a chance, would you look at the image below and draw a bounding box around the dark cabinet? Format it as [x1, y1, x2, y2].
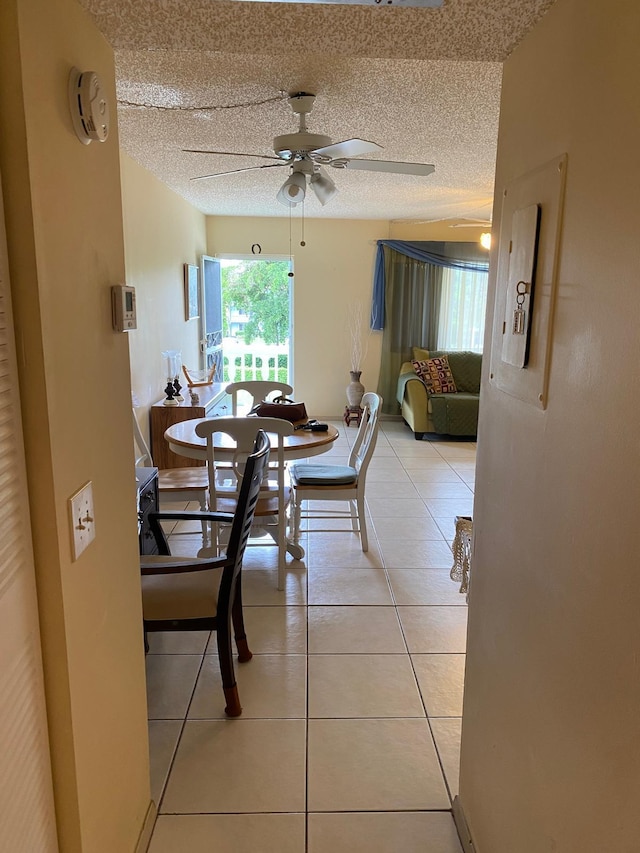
[136, 467, 159, 555]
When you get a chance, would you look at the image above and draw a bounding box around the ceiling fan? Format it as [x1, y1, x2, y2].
[184, 92, 435, 207]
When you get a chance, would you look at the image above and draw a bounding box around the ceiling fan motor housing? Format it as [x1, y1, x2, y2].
[273, 132, 333, 160]
[288, 93, 316, 115]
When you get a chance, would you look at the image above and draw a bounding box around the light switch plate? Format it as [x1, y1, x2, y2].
[69, 481, 96, 560]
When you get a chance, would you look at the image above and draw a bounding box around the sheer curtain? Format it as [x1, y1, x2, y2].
[437, 267, 488, 352]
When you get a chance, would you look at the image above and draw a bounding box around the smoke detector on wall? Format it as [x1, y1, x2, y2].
[68, 68, 110, 145]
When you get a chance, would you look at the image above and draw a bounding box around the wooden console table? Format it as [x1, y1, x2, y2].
[150, 383, 230, 468]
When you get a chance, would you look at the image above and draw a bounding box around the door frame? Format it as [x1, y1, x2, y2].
[214, 254, 294, 388]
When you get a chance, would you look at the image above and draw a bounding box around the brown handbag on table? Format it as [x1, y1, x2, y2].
[250, 396, 308, 423]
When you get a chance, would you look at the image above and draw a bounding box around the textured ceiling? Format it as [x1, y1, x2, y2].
[80, 0, 556, 220]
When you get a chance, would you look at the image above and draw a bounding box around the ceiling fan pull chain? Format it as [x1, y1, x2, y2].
[288, 204, 293, 274]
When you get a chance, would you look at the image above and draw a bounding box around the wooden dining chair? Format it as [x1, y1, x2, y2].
[225, 380, 294, 416]
[195, 416, 294, 590]
[290, 392, 382, 552]
[140, 429, 270, 717]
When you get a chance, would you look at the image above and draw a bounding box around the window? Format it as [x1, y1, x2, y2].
[436, 266, 488, 353]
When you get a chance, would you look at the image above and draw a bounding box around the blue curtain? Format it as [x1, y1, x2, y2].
[371, 240, 489, 330]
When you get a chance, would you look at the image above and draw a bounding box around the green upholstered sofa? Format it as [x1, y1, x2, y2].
[397, 348, 482, 440]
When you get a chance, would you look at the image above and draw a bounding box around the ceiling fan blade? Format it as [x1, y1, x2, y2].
[312, 138, 383, 160]
[190, 162, 288, 181]
[183, 148, 282, 162]
[449, 220, 492, 227]
[334, 159, 436, 177]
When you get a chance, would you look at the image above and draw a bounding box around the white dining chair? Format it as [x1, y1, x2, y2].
[290, 392, 382, 552]
[133, 408, 210, 527]
[225, 380, 294, 416]
[194, 416, 294, 590]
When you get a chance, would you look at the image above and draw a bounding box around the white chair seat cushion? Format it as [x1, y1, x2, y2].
[291, 463, 358, 486]
[141, 557, 223, 620]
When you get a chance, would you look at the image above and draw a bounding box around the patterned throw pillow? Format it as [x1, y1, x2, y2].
[412, 356, 458, 395]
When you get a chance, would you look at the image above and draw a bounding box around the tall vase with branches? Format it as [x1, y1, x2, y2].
[346, 301, 372, 409]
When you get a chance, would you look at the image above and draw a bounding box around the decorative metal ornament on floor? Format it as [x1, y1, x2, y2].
[451, 516, 473, 598]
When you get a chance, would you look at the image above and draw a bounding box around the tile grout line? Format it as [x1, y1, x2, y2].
[149, 422, 471, 847]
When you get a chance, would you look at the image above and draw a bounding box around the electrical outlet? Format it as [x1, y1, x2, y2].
[68, 481, 96, 560]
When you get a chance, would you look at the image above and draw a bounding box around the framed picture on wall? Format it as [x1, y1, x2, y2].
[184, 263, 199, 321]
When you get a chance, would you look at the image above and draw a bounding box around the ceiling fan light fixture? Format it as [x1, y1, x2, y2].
[310, 170, 338, 205]
[277, 171, 306, 206]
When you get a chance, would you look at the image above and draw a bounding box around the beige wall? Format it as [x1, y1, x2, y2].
[460, 1, 640, 850]
[122, 153, 207, 435]
[390, 221, 489, 244]
[0, 1, 150, 851]
[207, 216, 387, 416]
[206, 216, 483, 416]
[119, 160, 489, 425]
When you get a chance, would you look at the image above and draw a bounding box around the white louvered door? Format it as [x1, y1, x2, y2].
[0, 180, 59, 848]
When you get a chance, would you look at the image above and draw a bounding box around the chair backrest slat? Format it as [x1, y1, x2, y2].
[349, 392, 382, 478]
[218, 430, 270, 600]
[133, 408, 153, 466]
[225, 381, 294, 416]
[195, 416, 293, 508]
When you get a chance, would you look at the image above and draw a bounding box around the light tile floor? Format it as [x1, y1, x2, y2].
[146, 419, 474, 853]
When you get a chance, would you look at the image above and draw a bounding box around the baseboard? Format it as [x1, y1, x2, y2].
[452, 795, 478, 852]
[134, 800, 157, 853]
[318, 414, 403, 422]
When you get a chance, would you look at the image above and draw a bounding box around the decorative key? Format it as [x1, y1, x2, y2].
[513, 281, 529, 335]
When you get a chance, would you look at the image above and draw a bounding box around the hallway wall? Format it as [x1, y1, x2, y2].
[0, 1, 151, 850]
[122, 153, 207, 420]
[460, 1, 640, 850]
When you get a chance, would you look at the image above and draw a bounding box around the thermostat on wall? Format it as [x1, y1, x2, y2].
[112, 285, 137, 332]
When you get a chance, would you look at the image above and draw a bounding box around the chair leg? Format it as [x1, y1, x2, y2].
[349, 499, 358, 532]
[217, 620, 243, 717]
[199, 493, 209, 546]
[231, 580, 253, 664]
[223, 684, 242, 718]
[293, 492, 301, 544]
[277, 506, 287, 592]
[357, 493, 369, 552]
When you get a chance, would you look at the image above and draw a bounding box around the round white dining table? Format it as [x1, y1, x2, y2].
[163, 417, 339, 462]
[163, 417, 340, 562]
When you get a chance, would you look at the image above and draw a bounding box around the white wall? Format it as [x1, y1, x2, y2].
[459, 1, 640, 850]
